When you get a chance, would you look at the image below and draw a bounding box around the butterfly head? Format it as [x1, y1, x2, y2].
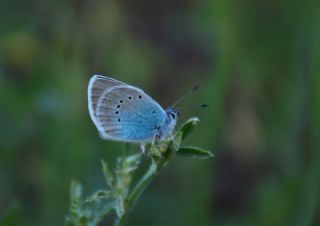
[163, 108, 179, 136]
[166, 108, 179, 122]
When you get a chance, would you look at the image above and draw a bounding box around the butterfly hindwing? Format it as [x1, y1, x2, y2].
[97, 86, 167, 142]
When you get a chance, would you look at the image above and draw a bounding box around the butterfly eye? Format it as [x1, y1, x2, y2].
[170, 113, 176, 119]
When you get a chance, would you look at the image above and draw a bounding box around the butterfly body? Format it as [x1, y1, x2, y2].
[88, 75, 178, 143]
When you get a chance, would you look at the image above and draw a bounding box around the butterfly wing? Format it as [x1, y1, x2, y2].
[88, 75, 126, 128]
[88, 75, 167, 143]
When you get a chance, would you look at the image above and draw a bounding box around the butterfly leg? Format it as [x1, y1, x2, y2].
[148, 131, 166, 158]
[151, 134, 156, 146]
[152, 132, 161, 146]
[140, 144, 146, 154]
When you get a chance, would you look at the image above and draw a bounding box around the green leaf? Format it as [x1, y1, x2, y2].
[177, 117, 200, 141]
[100, 201, 116, 217]
[171, 132, 182, 151]
[177, 146, 214, 159]
[101, 159, 114, 189]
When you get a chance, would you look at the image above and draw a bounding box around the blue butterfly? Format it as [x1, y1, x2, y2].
[88, 75, 179, 144]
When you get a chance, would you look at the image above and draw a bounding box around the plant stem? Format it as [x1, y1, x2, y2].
[114, 148, 174, 226]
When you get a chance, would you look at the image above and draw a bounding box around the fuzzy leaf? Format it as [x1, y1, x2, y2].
[66, 181, 84, 225]
[101, 159, 114, 189]
[115, 196, 125, 218]
[70, 180, 83, 210]
[178, 117, 200, 141]
[123, 154, 141, 173]
[84, 190, 111, 203]
[114, 154, 142, 199]
[177, 146, 214, 159]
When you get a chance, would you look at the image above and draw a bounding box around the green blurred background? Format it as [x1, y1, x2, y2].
[1, 0, 320, 225]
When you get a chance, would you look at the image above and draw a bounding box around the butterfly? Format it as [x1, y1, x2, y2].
[88, 75, 180, 144]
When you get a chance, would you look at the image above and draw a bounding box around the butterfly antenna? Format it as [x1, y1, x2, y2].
[175, 104, 208, 112]
[171, 85, 199, 109]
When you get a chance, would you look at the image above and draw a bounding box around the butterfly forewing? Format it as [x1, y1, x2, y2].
[88, 75, 126, 127]
[88, 75, 127, 128]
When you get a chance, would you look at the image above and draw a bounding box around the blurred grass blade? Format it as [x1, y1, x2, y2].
[0, 202, 22, 226]
[177, 117, 200, 141]
[177, 146, 214, 159]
